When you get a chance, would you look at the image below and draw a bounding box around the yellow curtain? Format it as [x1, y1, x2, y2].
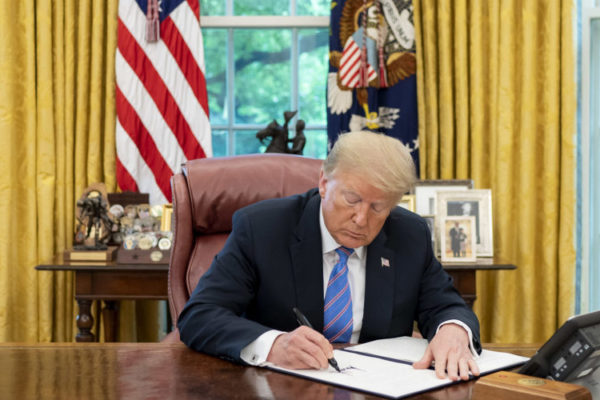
[0, 0, 159, 342]
[414, 0, 576, 343]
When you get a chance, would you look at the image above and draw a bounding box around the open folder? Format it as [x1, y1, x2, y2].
[266, 336, 529, 399]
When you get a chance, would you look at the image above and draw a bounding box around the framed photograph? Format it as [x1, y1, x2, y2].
[422, 215, 435, 248]
[440, 216, 477, 262]
[414, 180, 474, 216]
[436, 189, 493, 257]
[398, 194, 415, 212]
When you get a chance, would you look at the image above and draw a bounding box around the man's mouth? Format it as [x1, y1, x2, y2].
[345, 231, 364, 239]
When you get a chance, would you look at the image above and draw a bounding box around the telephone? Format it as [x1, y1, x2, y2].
[520, 310, 600, 397]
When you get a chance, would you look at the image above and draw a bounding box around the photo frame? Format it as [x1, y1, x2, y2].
[413, 180, 474, 216]
[436, 189, 493, 257]
[440, 216, 477, 262]
[422, 215, 435, 249]
[397, 194, 415, 213]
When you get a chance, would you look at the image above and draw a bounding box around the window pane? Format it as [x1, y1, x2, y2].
[296, 0, 330, 16]
[200, 0, 225, 16]
[301, 129, 327, 159]
[298, 28, 328, 127]
[202, 29, 228, 126]
[211, 130, 228, 157]
[234, 0, 289, 16]
[234, 130, 265, 154]
[234, 29, 291, 125]
[590, 17, 600, 310]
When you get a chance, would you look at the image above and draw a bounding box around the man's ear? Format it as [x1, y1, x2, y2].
[318, 170, 327, 198]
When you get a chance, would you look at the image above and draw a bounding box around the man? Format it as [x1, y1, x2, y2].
[178, 131, 481, 381]
[449, 222, 461, 257]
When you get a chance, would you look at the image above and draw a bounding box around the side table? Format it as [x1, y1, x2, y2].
[36, 257, 168, 342]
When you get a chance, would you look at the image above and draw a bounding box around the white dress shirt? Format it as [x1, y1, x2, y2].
[319, 207, 366, 344]
[240, 206, 477, 365]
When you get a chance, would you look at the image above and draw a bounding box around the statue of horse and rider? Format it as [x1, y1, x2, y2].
[256, 110, 306, 155]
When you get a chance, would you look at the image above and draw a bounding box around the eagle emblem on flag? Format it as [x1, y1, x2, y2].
[327, 0, 419, 170]
[328, 0, 416, 118]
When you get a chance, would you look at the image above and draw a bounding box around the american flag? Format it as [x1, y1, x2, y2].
[116, 0, 212, 204]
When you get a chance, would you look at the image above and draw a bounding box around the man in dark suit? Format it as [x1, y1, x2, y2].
[178, 131, 481, 381]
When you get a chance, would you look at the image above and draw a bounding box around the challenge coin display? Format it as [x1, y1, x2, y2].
[158, 237, 172, 250]
[123, 235, 137, 250]
[114, 201, 173, 264]
[109, 204, 125, 219]
[150, 250, 163, 262]
[137, 234, 154, 250]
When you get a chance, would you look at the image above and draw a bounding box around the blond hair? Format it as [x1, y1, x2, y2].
[323, 131, 417, 203]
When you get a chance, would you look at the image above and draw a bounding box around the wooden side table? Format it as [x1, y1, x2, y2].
[36, 257, 168, 342]
[443, 258, 516, 308]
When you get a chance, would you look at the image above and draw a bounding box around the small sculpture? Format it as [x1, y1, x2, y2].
[74, 184, 114, 249]
[256, 110, 306, 155]
[289, 119, 306, 155]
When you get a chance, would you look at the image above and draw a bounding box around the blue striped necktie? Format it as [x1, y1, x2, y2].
[323, 246, 354, 343]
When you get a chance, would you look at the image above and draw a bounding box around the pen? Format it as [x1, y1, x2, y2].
[292, 307, 341, 372]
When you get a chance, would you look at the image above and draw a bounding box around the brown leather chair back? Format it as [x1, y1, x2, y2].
[168, 153, 323, 325]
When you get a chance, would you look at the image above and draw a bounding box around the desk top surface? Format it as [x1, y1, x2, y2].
[0, 342, 537, 400]
[35, 256, 515, 272]
[36, 254, 169, 271]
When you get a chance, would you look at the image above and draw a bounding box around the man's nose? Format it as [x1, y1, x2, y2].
[352, 203, 369, 227]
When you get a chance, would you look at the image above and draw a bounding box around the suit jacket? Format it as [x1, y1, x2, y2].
[178, 188, 481, 363]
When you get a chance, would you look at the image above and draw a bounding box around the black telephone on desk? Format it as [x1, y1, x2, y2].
[520, 310, 600, 397]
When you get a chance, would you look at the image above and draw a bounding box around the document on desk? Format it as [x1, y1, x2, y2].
[266, 336, 529, 399]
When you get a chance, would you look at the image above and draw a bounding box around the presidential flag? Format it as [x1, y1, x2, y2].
[327, 0, 419, 170]
[116, 0, 212, 204]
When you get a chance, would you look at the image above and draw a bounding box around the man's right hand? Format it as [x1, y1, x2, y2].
[266, 326, 333, 369]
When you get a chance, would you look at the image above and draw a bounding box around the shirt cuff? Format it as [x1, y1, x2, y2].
[240, 330, 285, 366]
[437, 320, 480, 359]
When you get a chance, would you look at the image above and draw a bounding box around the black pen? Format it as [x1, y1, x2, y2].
[292, 307, 341, 372]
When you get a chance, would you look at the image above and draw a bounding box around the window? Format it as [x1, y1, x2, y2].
[581, 6, 600, 312]
[201, 0, 330, 158]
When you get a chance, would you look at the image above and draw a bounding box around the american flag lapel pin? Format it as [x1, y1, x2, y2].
[381, 257, 390, 268]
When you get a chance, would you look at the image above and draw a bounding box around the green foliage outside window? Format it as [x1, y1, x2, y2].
[201, 0, 329, 159]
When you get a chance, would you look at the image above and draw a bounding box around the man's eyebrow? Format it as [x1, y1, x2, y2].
[342, 189, 360, 197]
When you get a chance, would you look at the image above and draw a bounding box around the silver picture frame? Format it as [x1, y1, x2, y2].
[436, 189, 493, 257]
[440, 216, 477, 262]
[413, 179, 474, 216]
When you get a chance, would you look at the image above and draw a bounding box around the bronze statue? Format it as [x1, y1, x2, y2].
[74, 184, 114, 249]
[256, 110, 306, 155]
[289, 119, 306, 155]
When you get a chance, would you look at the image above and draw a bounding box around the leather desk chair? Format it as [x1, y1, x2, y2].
[165, 154, 323, 341]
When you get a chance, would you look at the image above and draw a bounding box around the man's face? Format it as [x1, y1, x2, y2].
[318, 169, 395, 249]
[461, 202, 472, 215]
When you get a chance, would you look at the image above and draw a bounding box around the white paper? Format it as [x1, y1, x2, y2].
[349, 336, 530, 372]
[267, 336, 530, 399]
[268, 350, 452, 398]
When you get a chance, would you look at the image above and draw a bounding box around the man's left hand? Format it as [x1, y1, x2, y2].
[412, 323, 480, 380]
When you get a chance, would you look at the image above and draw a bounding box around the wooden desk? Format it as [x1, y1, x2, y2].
[0, 342, 537, 400]
[36, 257, 515, 342]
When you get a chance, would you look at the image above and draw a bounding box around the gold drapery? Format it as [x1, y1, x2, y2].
[414, 0, 576, 342]
[0, 0, 577, 344]
[0, 0, 158, 342]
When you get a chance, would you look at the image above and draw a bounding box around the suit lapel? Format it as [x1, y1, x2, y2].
[359, 228, 395, 342]
[290, 193, 325, 332]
